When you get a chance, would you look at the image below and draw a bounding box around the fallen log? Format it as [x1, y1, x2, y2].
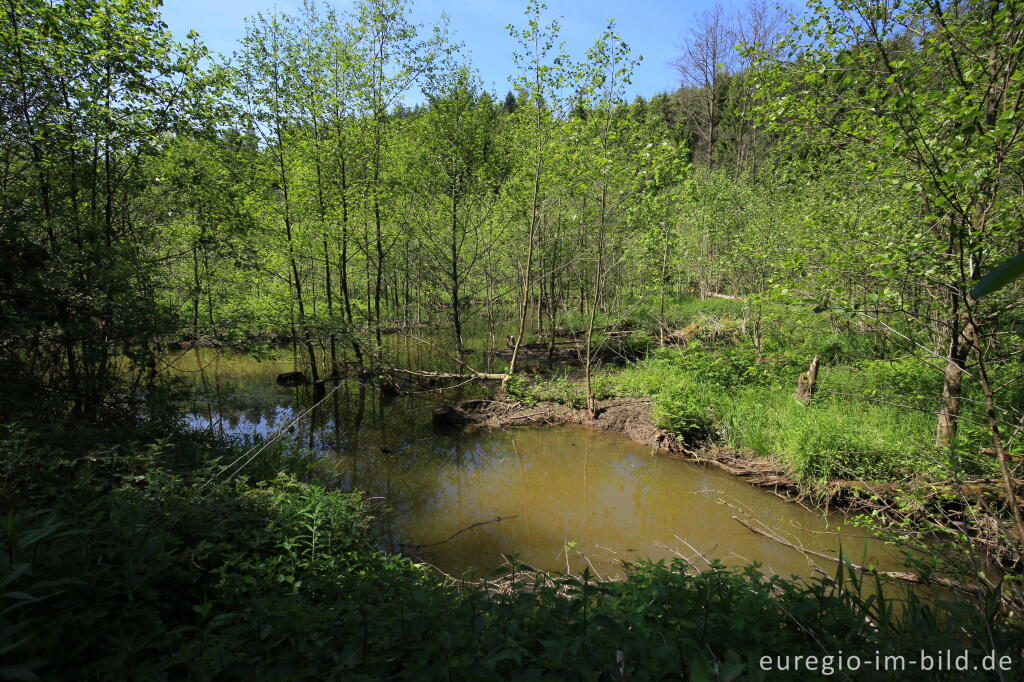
[733, 516, 982, 595]
[384, 367, 509, 382]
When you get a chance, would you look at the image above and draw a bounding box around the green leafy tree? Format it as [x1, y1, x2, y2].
[412, 64, 506, 355]
[0, 0, 210, 419]
[751, 0, 1024, 534]
[574, 23, 642, 416]
[505, 1, 573, 375]
[235, 9, 325, 385]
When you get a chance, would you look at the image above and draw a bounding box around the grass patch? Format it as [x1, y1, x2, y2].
[720, 386, 942, 483]
[606, 339, 989, 484]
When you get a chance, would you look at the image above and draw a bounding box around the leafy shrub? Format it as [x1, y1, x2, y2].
[652, 382, 718, 442]
[830, 358, 942, 411]
[504, 374, 538, 407]
[589, 374, 616, 400]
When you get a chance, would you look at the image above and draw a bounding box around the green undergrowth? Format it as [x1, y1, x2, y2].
[618, 343, 1011, 485]
[553, 293, 748, 337]
[2, 419, 1020, 680]
[515, 312, 1015, 488]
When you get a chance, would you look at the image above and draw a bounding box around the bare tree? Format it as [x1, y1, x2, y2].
[733, 0, 786, 172]
[672, 5, 737, 169]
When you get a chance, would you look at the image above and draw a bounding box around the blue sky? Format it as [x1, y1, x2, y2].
[161, 0, 733, 102]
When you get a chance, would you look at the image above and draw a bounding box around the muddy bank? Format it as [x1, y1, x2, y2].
[452, 397, 825, 506]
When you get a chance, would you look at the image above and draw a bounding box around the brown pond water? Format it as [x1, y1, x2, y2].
[169, 332, 904, 581]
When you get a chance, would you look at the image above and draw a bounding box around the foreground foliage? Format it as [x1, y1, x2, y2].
[2, 421, 1019, 681]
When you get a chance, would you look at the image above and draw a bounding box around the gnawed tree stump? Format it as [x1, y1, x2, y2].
[794, 355, 820, 405]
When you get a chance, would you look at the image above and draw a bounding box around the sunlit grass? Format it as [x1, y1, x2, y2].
[606, 337, 992, 484]
[720, 386, 943, 483]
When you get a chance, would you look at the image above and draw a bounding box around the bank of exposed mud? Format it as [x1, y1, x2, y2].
[451, 397, 822, 505]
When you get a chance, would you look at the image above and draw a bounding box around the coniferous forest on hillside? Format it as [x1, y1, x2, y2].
[2, 0, 1024, 678]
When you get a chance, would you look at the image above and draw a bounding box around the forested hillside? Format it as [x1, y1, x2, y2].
[2, 0, 1023, 678]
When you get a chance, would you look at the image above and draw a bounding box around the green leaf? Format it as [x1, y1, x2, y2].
[972, 252, 1024, 298]
[720, 650, 745, 682]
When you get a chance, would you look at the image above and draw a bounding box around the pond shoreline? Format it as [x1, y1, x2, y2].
[451, 396, 1020, 572]
[452, 397, 840, 503]
[450, 397, 965, 517]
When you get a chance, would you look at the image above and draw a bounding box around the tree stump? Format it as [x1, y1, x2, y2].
[276, 371, 307, 387]
[794, 355, 820, 405]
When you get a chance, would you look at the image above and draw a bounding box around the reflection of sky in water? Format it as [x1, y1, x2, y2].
[172, 348, 905, 582]
[185, 399, 363, 454]
[186, 404, 296, 437]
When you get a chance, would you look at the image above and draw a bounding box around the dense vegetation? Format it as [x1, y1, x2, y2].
[2, 0, 1023, 678]
[2, 420, 1010, 680]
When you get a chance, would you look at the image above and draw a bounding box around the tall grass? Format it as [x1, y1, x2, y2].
[609, 340, 977, 484]
[720, 386, 942, 483]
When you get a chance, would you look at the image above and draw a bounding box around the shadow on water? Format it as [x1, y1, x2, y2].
[168, 322, 906, 581]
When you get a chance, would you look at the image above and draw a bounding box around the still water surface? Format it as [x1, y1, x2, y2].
[170, 342, 902, 580]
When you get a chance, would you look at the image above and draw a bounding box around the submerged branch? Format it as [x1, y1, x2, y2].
[733, 516, 984, 595]
[400, 515, 520, 549]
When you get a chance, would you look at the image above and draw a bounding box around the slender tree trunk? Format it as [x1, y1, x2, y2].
[450, 188, 464, 356]
[706, 77, 717, 169]
[547, 207, 562, 361]
[309, 121, 338, 376]
[972, 330, 1024, 541]
[276, 123, 320, 386]
[203, 249, 215, 328]
[323, 238, 337, 374]
[192, 245, 201, 334]
[585, 184, 608, 418]
[659, 228, 669, 346]
[536, 236, 544, 331]
[936, 296, 969, 447]
[364, 225, 371, 327]
[374, 199, 384, 353]
[508, 148, 542, 375]
[336, 153, 362, 366]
